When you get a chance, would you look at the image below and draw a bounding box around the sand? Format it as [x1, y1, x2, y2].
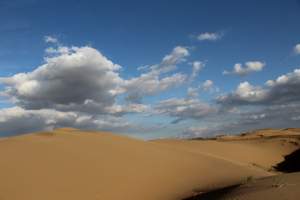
[185, 172, 300, 200]
[0, 128, 299, 200]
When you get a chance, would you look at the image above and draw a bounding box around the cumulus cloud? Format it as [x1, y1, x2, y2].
[294, 44, 300, 55]
[197, 32, 223, 41]
[223, 61, 265, 76]
[217, 82, 267, 105]
[154, 98, 216, 123]
[0, 46, 123, 113]
[1, 45, 190, 109]
[218, 69, 300, 106]
[190, 61, 205, 80]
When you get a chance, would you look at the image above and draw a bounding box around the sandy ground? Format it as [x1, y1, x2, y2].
[152, 136, 300, 171]
[0, 128, 299, 200]
[185, 172, 300, 200]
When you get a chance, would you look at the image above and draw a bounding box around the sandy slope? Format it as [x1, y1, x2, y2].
[185, 172, 300, 200]
[0, 128, 298, 200]
[223, 172, 300, 200]
[152, 136, 300, 171]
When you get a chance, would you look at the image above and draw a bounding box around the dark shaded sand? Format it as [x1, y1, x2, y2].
[275, 148, 300, 173]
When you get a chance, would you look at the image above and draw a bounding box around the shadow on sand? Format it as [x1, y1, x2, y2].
[275, 148, 300, 173]
[182, 184, 240, 200]
[183, 147, 300, 200]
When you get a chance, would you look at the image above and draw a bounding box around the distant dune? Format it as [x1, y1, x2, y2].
[0, 128, 299, 200]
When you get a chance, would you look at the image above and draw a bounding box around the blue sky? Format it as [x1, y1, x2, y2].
[0, 0, 300, 139]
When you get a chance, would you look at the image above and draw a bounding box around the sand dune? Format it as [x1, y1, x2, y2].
[152, 131, 300, 171]
[0, 128, 299, 200]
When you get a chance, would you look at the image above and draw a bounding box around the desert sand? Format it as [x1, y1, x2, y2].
[0, 128, 299, 200]
[184, 172, 300, 200]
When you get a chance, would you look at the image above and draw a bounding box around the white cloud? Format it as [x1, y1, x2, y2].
[123, 46, 189, 102]
[218, 69, 300, 106]
[223, 61, 265, 76]
[123, 73, 187, 102]
[107, 103, 150, 115]
[217, 81, 267, 105]
[0, 46, 123, 113]
[44, 35, 58, 44]
[190, 61, 205, 80]
[137, 65, 149, 71]
[235, 82, 266, 100]
[197, 32, 223, 41]
[294, 44, 300, 55]
[201, 80, 214, 91]
[187, 87, 199, 98]
[151, 46, 189, 73]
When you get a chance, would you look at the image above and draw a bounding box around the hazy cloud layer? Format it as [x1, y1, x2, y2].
[154, 97, 216, 123]
[0, 107, 132, 136]
[182, 102, 300, 138]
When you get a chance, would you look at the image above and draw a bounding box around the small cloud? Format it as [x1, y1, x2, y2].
[190, 61, 205, 80]
[182, 127, 212, 138]
[197, 32, 223, 41]
[294, 44, 300, 55]
[201, 80, 214, 91]
[137, 65, 149, 71]
[223, 61, 265, 76]
[187, 87, 199, 98]
[44, 35, 58, 44]
[291, 116, 300, 121]
[200, 80, 219, 93]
